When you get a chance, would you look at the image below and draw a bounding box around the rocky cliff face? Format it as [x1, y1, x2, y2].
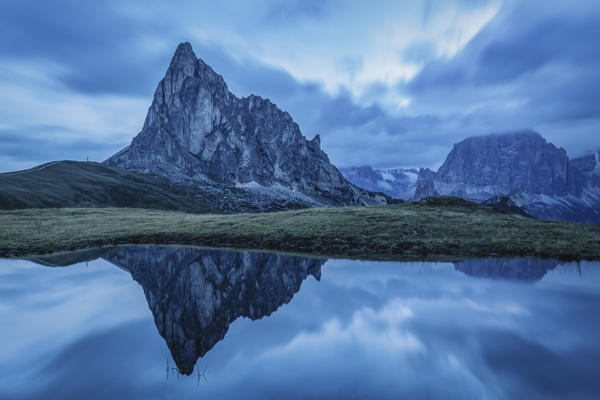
[572, 151, 600, 188]
[102, 245, 324, 375]
[413, 131, 599, 224]
[413, 168, 437, 200]
[340, 166, 417, 200]
[105, 42, 384, 206]
[417, 131, 583, 200]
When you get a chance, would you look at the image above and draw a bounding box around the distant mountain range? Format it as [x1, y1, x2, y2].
[342, 131, 600, 224]
[339, 166, 418, 200]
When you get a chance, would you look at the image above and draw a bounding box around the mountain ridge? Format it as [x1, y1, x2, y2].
[343, 131, 599, 224]
[340, 165, 418, 200]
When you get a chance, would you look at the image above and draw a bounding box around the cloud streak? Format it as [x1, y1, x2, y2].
[0, 0, 598, 172]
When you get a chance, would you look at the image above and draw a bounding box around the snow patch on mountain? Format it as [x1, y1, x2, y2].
[340, 166, 419, 200]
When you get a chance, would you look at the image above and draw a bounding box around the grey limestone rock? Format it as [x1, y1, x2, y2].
[412, 131, 600, 223]
[106, 42, 385, 206]
[572, 151, 600, 188]
[424, 131, 583, 199]
[414, 168, 437, 200]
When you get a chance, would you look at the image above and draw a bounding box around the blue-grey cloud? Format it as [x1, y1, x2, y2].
[265, 0, 332, 23]
[0, 0, 170, 96]
[410, 5, 600, 90]
[0, 0, 598, 172]
[401, 0, 600, 159]
[0, 128, 123, 164]
[402, 41, 437, 64]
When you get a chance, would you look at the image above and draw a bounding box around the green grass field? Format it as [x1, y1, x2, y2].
[1, 198, 599, 260]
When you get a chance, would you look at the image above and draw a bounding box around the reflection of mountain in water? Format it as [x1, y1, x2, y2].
[454, 258, 559, 281]
[102, 246, 325, 374]
[28, 247, 564, 373]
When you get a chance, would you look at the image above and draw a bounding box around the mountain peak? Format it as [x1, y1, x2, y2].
[105, 41, 386, 207]
[172, 41, 197, 62]
[175, 41, 193, 54]
[167, 41, 197, 77]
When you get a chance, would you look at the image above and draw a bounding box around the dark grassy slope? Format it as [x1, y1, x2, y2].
[0, 161, 312, 213]
[0, 161, 213, 212]
[1, 201, 598, 260]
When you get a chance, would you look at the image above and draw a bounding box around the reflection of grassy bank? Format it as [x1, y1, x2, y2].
[1, 199, 599, 260]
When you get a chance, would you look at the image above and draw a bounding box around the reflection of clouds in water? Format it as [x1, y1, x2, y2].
[0, 258, 150, 392]
[264, 299, 422, 358]
[234, 284, 548, 399]
[463, 298, 530, 316]
[1, 250, 600, 399]
[540, 261, 600, 290]
[224, 303, 491, 400]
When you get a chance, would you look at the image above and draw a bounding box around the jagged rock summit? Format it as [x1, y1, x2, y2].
[106, 42, 385, 206]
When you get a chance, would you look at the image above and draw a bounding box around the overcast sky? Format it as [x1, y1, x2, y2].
[1, 0, 599, 172]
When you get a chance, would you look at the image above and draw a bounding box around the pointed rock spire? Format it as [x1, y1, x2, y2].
[168, 42, 197, 77]
[105, 41, 388, 207]
[311, 134, 321, 147]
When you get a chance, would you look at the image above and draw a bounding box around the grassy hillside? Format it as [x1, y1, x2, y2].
[0, 161, 312, 213]
[1, 199, 598, 260]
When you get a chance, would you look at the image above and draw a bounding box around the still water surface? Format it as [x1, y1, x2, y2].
[1, 246, 599, 399]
